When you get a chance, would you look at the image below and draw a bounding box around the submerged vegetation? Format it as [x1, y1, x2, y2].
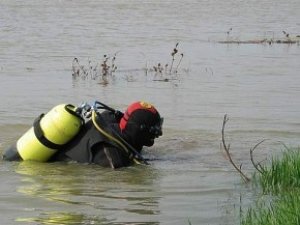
[71, 43, 188, 84]
[221, 115, 300, 225]
[219, 29, 300, 45]
[71, 54, 117, 84]
[149, 42, 184, 76]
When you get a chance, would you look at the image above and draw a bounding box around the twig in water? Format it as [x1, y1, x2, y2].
[226, 27, 232, 36]
[153, 63, 164, 74]
[164, 64, 168, 73]
[282, 30, 289, 38]
[111, 53, 117, 73]
[221, 114, 251, 182]
[175, 53, 184, 73]
[72, 58, 81, 76]
[250, 139, 267, 174]
[169, 43, 178, 74]
[278, 141, 290, 151]
[101, 55, 110, 76]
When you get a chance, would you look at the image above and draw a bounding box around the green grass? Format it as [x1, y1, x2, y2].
[241, 191, 300, 225]
[241, 147, 300, 225]
[256, 148, 300, 194]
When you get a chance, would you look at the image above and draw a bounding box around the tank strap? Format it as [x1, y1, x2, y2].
[65, 104, 85, 125]
[33, 114, 64, 149]
[92, 111, 148, 165]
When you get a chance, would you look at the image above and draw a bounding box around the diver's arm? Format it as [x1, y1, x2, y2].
[91, 143, 133, 169]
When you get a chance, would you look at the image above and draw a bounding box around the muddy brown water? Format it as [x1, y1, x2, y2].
[1, 1, 300, 224]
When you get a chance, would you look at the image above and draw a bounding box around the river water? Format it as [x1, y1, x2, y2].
[1, 1, 300, 224]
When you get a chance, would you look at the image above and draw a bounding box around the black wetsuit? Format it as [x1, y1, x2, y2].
[3, 111, 134, 168]
[51, 111, 134, 168]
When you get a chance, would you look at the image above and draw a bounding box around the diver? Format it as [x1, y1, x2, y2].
[2, 101, 163, 168]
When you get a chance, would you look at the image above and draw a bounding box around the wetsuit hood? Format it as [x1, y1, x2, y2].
[119, 101, 163, 151]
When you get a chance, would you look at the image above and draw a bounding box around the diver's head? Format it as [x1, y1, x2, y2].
[119, 101, 163, 151]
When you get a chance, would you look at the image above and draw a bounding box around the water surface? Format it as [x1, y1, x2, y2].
[1, 0, 300, 224]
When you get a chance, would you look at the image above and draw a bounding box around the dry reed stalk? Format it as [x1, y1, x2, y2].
[221, 114, 251, 182]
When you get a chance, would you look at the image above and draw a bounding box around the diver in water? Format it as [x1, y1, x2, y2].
[3, 101, 163, 168]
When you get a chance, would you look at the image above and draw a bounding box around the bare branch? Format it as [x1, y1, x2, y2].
[278, 141, 290, 151]
[250, 139, 267, 174]
[221, 114, 251, 183]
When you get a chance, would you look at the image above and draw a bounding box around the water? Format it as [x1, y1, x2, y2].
[1, 0, 300, 224]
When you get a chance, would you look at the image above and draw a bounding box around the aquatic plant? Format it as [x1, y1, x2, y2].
[72, 54, 117, 80]
[149, 42, 186, 79]
[169, 42, 180, 73]
[219, 29, 300, 45]
[71, 44, 188, 84]
[100, 54, 117, 76]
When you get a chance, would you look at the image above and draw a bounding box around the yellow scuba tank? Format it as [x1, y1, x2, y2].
[16, 104, 83, 162]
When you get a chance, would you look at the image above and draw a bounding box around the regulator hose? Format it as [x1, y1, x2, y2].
[91, 109, 148, 165]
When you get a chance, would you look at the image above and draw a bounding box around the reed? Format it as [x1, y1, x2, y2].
[169, 42, 178, 74]
[151, 42, 185, 76]
[72, 53, 118, 81]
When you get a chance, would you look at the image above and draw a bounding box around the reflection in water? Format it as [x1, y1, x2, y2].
[14, 161, 161, 224]
[16, 212, 108, 225]
[16, 211, 159, 225]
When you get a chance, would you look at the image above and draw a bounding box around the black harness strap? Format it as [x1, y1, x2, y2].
[94, 111, 149, 165]
[33, 114, 63, 150]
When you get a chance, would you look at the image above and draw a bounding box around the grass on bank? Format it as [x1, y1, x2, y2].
[241, 190, 300, 225]
[255, 147, 300, 194]
[242, 147, 300, 225]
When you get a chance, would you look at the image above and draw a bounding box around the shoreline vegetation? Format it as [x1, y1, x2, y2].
[218, 29, 300, 45]
[218, 38, 300, 45]
[221, 115, 300, 225]
[71, 31, 300, 85]
[242, 149, 300, 225]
